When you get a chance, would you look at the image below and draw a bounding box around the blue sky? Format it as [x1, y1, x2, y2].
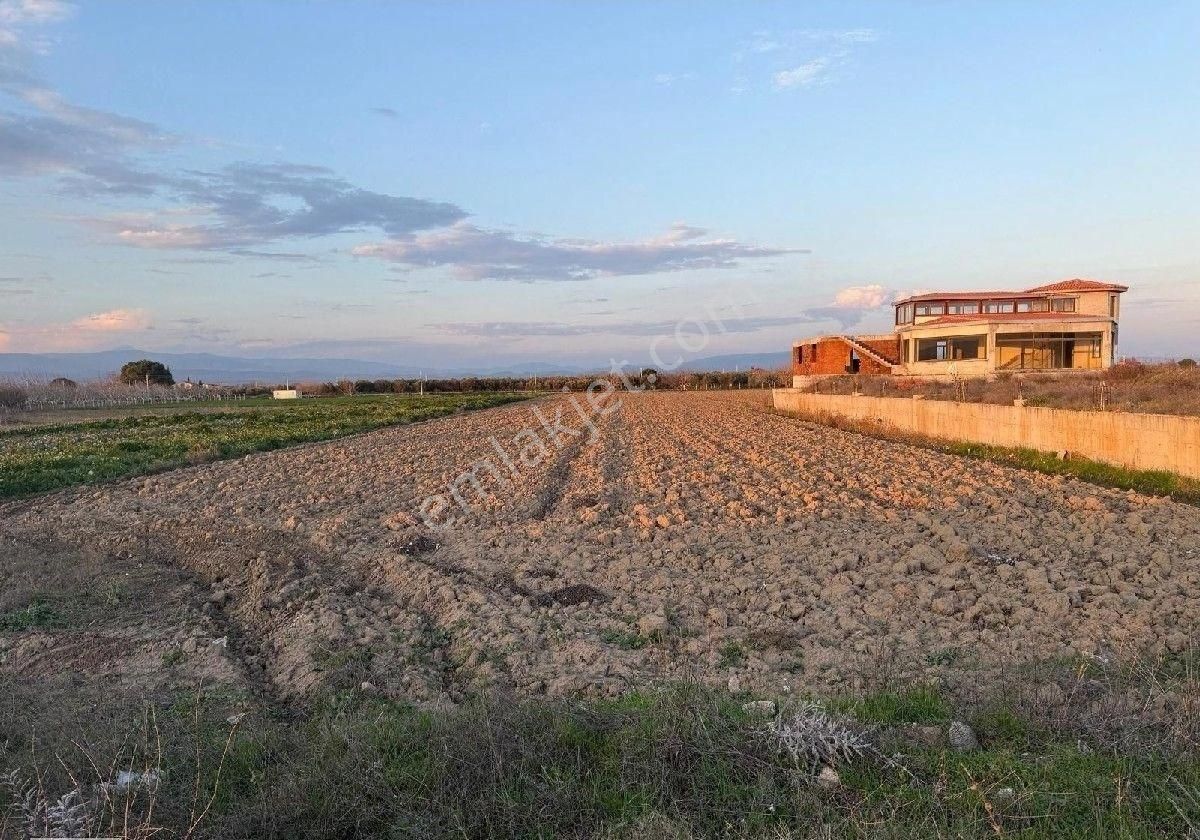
[1, 0, 1197, 367]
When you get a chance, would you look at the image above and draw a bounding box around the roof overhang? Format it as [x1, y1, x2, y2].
[899, 313, 1113, 330]
[894, 279, 1128, 307]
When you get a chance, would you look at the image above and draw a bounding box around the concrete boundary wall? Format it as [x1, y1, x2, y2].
[771, 389, 1200, 479]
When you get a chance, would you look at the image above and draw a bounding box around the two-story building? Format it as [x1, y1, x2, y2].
[792, 279, 1127, 383]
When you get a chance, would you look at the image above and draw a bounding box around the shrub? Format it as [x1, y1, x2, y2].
[1103, 360, 1148, 382]
[1180, 358, 1197, 368]
[118, 360, 174, 386]
[0, 385, 27, 410]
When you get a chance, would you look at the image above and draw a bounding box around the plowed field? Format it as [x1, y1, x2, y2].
[3, 390, 1197, 703]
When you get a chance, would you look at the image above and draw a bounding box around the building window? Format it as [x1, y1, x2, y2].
[1016, 299, 1050, 312]
[1050, 297, 1076, 312]
[895, 303, 914, 325]
[796, 346, 804, 364]
[1109, 294, 1119, 317]
[995, 332, 1103, 370]
[916, 336, 984, 362]
[946, 302, 980, 315]
[915, 302, 945, 317]
[983, 301, 1016, 314]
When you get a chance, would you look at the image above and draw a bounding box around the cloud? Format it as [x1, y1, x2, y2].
[653, 72, 695, 86]
[1, 305, 152, 351]
[831, 283, 892, 309]
[0, 2, 177, 193]
[774, 58, 832, 89]
[433, 288, 903, 342]
[0, 12, 466, 253]
[371, 106, 398, 118]
[84, 162, 468, 251]
[70, 308, 150, 332]
[432, 314, 805, 339]
[740, 27, 879, 92]
[353, 222, 802, 282]
[0, 7, 802, 288]
[0, 0, 71, 26]
[805, 284, 898, 328]
[0, 271, 49, 296]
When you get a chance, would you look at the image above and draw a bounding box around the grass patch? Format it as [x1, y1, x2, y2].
[600, 629, 649, 650]
[0, 392, 531, 498]
[719, 641, 747, 668]
[2, 681, 1198, 839]
[944, 440, 1200, 501]
[0, 598, 64, 631]
[829, 685, 952, 724]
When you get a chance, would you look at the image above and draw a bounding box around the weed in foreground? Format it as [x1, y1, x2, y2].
[3, 669, 1199, 839]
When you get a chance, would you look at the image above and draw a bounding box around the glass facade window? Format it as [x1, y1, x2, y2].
[983, 301, 1016, 313]
[995, 332, 1103, 370]
[1016, 299, 1050, 312]
[916, 336, 984, 362]
[1050, 297, 1076, 312]
[946, 302, 980, 315]
[915, 302, 945, 317]
[895, 303, 914, 325]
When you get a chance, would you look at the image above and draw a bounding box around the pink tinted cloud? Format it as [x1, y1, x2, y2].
[70, 308, 150, 332]
[2, 308, 152, 352]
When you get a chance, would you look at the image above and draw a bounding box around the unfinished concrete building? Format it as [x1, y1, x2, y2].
[792, 279, 1127, 384]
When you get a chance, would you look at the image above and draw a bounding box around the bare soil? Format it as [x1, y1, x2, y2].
[2, 391, 1198, 705]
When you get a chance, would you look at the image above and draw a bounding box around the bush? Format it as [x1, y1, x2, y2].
[1179, 358, 1197, 368]
[118, 360, 174, 386]
[1103, 360, 1148, 382]
[0, 385, 27, 410]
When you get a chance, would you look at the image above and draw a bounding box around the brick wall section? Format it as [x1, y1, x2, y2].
[792, 336, 900, 375]
[792, 337, 853, 375]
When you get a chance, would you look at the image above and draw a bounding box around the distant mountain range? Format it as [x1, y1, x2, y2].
[0, 347, 791, 384]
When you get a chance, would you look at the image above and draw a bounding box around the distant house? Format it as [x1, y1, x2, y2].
[792, 279, 1127, 383]
[181, 379, 224, 391]
[272, 388, 300, 399]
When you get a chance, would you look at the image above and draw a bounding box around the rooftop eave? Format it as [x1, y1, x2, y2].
[894, 280, 1128, 307]
[898, 313, 1115, 329]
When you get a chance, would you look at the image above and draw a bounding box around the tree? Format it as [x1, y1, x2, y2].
[49, 377, 77, 389]
[119, 359, 174, 386]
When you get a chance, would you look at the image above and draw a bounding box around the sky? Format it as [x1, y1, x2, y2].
[1, 0, 1197, 369]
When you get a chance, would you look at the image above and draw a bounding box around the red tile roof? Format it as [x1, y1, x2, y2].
[1025, 278, 1128, 293]
[895, 278, 1127, 305]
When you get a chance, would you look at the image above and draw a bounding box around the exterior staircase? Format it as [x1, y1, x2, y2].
[839, 335, 900, 371]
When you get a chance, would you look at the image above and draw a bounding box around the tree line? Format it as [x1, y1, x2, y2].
[266, 367, 790, 396]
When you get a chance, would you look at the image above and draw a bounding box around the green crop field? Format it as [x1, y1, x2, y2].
[0, 393, 531, 498]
